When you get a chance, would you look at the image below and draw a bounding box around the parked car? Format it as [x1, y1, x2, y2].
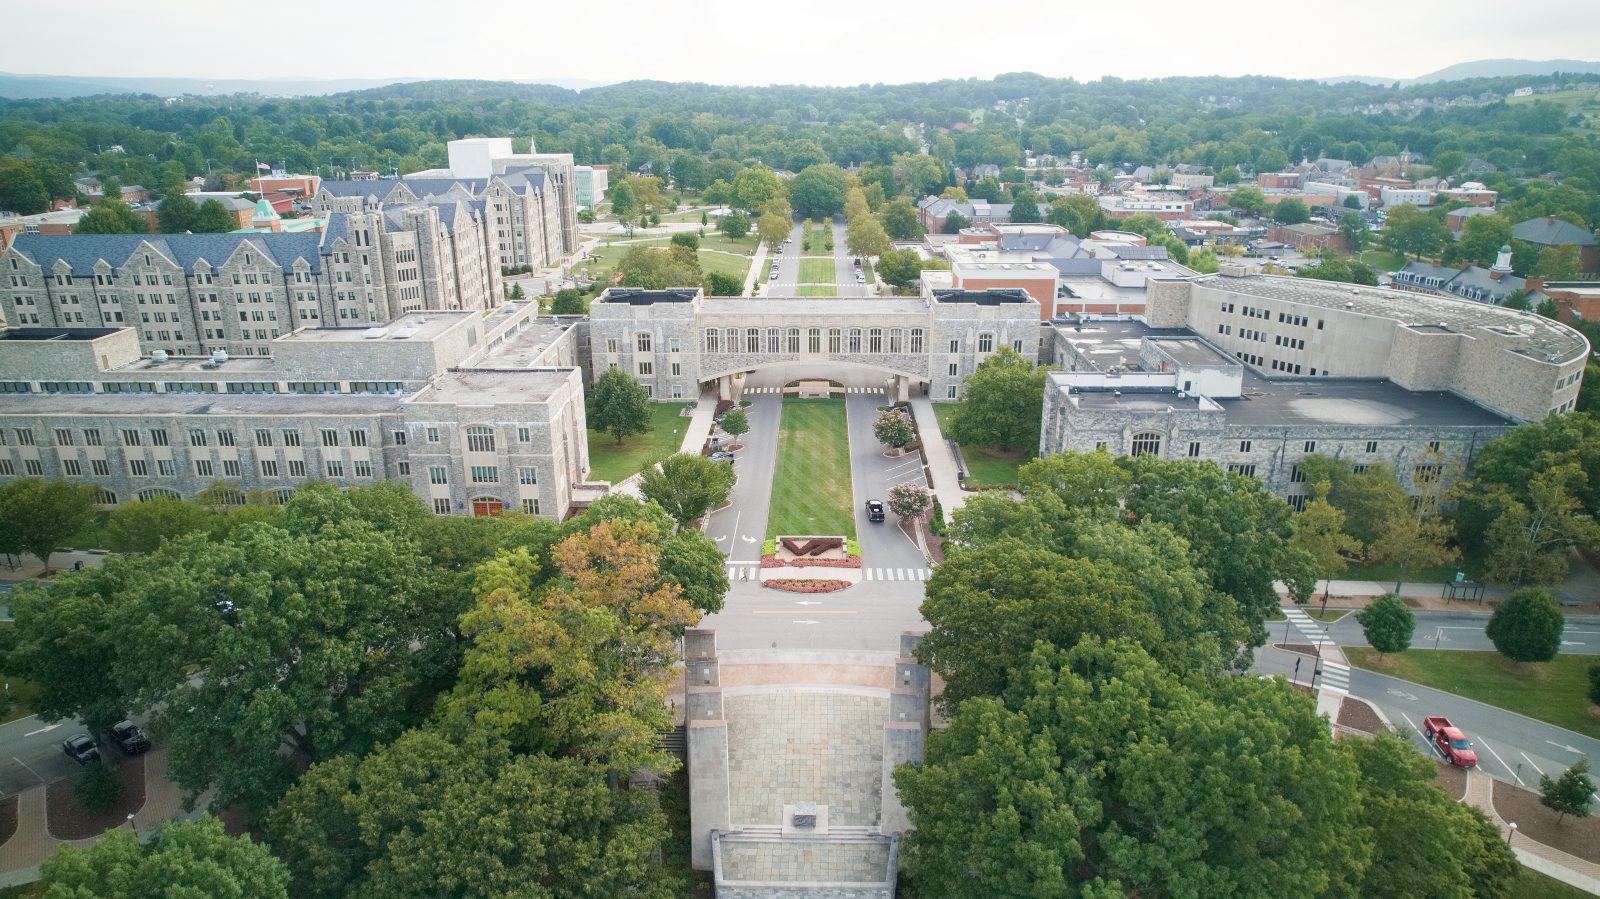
[865, 499, 885, 522]
[109, 720, 151, 755]
[769, 270, 779, 280]
[709, 451, 735, 464]
[1422, 716, 1479, 768]
[62, 734, 100, 765]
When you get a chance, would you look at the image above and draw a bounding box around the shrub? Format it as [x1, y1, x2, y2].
[764, 578, 852, 594]
[928, 499, 946, 536]
[74, 761, 122, 811]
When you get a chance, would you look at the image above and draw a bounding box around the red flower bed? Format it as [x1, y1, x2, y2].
[764, 578, 852, 594]
[760, 554, 863, 569]
[780, 536, 844, 556]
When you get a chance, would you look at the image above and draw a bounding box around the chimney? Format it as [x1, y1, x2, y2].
[1548, 214, 1557, 225]
[1489, 269, 1503, 281]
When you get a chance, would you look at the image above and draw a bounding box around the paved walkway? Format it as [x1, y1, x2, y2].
[742, 241, 769, 297]
[908, 398, 964, 525]
[1462, 770, 1600, 893]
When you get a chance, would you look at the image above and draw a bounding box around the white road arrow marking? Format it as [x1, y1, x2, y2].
[23, 723, 61, 737]
[794, 619, 821, 625]
[1386, 688, 1419, 702]
[742, 536, 757, 543]
[795, 601, 823, 606]
[1560, 640, 1584, 646]
[715, 535, 728, 542]
[1546, 741, 1583, 754]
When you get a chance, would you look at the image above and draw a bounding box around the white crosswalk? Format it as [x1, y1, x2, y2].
[864, 567, 931, 582]
[1282, 608, 1348, 694]
[725, 563, 760, 580]
[740, 386, 883, 395]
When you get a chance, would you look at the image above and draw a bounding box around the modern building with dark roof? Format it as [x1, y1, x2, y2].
[1513, 215, 1599, 272]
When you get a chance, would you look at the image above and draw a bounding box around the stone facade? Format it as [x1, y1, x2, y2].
[585, 288, 1040, 402]
[0, 307, 590, 520]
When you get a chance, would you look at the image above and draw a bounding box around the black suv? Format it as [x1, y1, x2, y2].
[110, 720, 152, 755]
[62, 733, 101, 765]
[866, 500, 886, 522]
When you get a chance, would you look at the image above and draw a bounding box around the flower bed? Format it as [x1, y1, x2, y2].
[760, 554, 863, 569]
[764, 578, 852, 594]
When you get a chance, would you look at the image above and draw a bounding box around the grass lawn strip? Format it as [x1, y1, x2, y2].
[795, 285, 837, 297]
[767, 397, 855, 539]
[585, 403, 693, 483]
[1343, 648, 1599, 739]
[798, 258, 836, 284]
[930, 403, 1028, 485]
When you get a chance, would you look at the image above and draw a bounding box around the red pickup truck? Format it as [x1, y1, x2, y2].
[1423, 716, 1479, 768]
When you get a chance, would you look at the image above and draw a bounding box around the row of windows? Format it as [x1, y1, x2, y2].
[701, 327, 928, 356]
[429, 464, 539, 486]
[0, 380, 408, 397]
[430, 497, 540, 516]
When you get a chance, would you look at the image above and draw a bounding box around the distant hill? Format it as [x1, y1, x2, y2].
[1320, 59, 1600, 88]
[0, 72, 612, 99]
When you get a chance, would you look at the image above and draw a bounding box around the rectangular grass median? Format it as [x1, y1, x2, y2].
[767, 397, 855, 538]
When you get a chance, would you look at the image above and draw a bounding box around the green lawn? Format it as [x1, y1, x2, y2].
[803, 221, 833, 256]
[586, 403, 693, 483]
[582, 237, 752, 287]
[700, 233, 759, 255]
[1513, 865, 1596, 899]
[767, 398, 855, 539]
[0, 623, 40, 724]
[795, 285, 836, 297]
[1343, 648, 1599, 739]
[799, 258, 836, 284]
[1342, 559, 1480, 585]
[862, 257, 876, 283]
[1358, 249, 1405, 272]
[699, 250, 751, 283]
[932, 403, 1030, 486]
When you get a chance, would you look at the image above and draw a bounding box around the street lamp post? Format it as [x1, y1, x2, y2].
[1506, 822, 1517, 844]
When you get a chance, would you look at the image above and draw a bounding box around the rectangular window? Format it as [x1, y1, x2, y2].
[288, 459, 306, 477]
[0, 459, 12, 476]
[354, 460, 372, 477]
[433, 498, 451, 515]
[84, 428, 102, 446]
[195, 458, 215, 477]
[260, 459, 280, 477]
[282, 430, 301, 447]
[320, 428, 339, 447]
[91, 459, 110, 476]
[1287, 494, 1307, 512]
[1303, 440, 1316, 453]
[638, 360, 653, 376]
[1427, 440, 1442, 452]
[397, 462, 411, 476]
[53, 428, 74, 446]
[427, 427, 440, 443]
[947, 385, 957, 399]
[129, 458, 149, 477]
[948, 362, 958, 376]
[121, 429, 141, 446]
[255, 428, 273, 447]
[217, 430, 236, 447]
[517, 427, 531, 443]
[325, 460, 344, 477]
[189, 429, 208, 447]
[467, 427, 495, 452]
[393, 430, 408, 446]
[62, 458, 82, 476]
[1238, 440, 1252, 453]
[1290, 464, 1306, 483]
[222, 459, 240, 477]
[1366, 441, 1378, 453]
[521, 498, 539, 515]
[470, 465, 498, 483]
[518, 467, 537, 485]
[429, 466, 448, 485]
[348, 429, 368, 447]
[1188, 441, 1201, 457]
[24, 459, 43, 476]
[1227, 463, 1257, 477]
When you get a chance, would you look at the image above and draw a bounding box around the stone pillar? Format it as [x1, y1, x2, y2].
[719, 375, 732, 402]
[685, 628, 729, 871]
[895, 375, 910, 403]
[881, 631, 931, 835]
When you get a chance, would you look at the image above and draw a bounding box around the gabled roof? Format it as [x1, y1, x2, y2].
[8, 233, 323, 275]
[1512, 217, 1597, 247]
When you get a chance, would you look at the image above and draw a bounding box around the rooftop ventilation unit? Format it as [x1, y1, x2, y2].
[211, 349, 229, 364]
[362, 327, 389, 339]
[150, 350, 168, 363]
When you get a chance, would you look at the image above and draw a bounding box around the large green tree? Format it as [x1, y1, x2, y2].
[1382, 203, 1449, 260]
[1480, 464, 1600, 586]
[876, 248, 924, 289]
[0, 478, 97, 570]
[1540, 760, 1595, 823]
[639, 453, 737, 531]
[193, 198, 240, 232]
[105, 494, 211, 553]
[846, 212, 890, 258]
[588, 367, 653, 446]
[879, 197, 924, 240]
[157, 190, 200, 233]
[730, 165, 782, 213]
[946, 347, 1047, 453]
[787, 163, 849, 219]
[0, 157, 51, 214]
[895, 639, 1369, 899]
[75, 198, 149, 234]
[1272, 197, 1311, 224]
[617, 244, 701, 289]
[1356, 593, 1416, 657]
[268, 730, 677, 899]
[40, 815, 289, 899]
[1486, 587, 1565, 664]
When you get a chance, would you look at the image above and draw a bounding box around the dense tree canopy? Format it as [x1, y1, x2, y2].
[41, 815, 290, 899]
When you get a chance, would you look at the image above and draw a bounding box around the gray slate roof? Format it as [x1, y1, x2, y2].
[9, 233, 324, 276]
[1394, 260, 1541, 305]
[1512, 217, 1596, 247]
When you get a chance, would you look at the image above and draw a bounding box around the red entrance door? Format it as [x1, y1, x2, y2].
[471, 499, 505, 517]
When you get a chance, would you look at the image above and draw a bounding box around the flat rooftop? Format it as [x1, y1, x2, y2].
[1220, 371, 1514, 428]
[478, 320, 571, 369]
[0, 327, 119, 342]
[599, 288, 699, 305]
[0, 393, 407, 416]
[1196, 273, 1588, 365]
[931, 288, 1034, 305]
[1148, 336, 1235, 367]
[278, 313, 470, 343]
[107, 355, 276, 375]
[408, 368, 573, 405]
[1055, 320, 1188, 371]
[701, 297, 929, 316]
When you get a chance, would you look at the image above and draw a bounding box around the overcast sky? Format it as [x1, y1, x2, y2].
[6, 0, 1598, 87]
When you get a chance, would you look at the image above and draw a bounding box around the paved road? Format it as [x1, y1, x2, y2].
[831, 217, 868, 297]
[1253, 645, 1600, 794]
[0, 714, 91, 798]
[703, 397, 783, 570]
[845, 394, 929, 573]
[756, 220, 806, 295]
[1316, 609, 1600, 654]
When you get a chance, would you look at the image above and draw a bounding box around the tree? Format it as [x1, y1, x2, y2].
[757, 211, 790, 249]
[1480, 464, 1600, 586]
[1536, 243, 1581, 281]
[880, 197, 924, 240]
[1009, 192, 1041, 223]
[1367, 507, 1458, 593]
[0, 157, 50, 214]
[1272, 197, 1311, 224]
[872, 407, 915, 449]
[1486, 587, 1565, 664]
[1349, 732, 1518, 899]
[787, 163, 849, 219]
[269, 731, 675, 899]
[968, 176, 1004, 202]
[617, 244, 701, 289]
[946, 347, 1046, 453]
[1278, 546, 1323, 606]
[0, 479, 96, 570]
[75, 199, 148, 234]
[105, 494, 211, 553]
[608, 179, 637, 220]
[717, 210, 750, 239]
[730, 165, 781, 213]
[639, 453, 736, 531]
[1297, 256, 1379, 286]
[1382, 203, 1449, 260]
[887, 483, 929, 520]
[718, 407, 749, 445]
[846, 213, 890, 258]
[1590, 662, 1600, 706]
[41, 815, 290, 899]
[1300, 457, 1411, 550]
[703, 271, 741, 296]
[157, 190, 200, 233]
[73, 759, 122, 811]
[1338, 211, 1369, 253]
[893, 153, 947, 199]
[876, 248, 924, 290]
[895, 639, 1368, 899]
[589, 368, 653, 446]
[670, 231, 699, 251]
[1539, 760, 1594, 824]
[1445, 214, 1511, 267]
[1229, 186, 1269, 214]
[941, 211, 969, 234]
[1187, 248, 1221, 274]
[1357, 593, 1415, 657]
[1343, 194, 1365, 209]
[550, 287, 587, 315]
[1289, 487, 1361, 586]
[844, 186, 871, 222]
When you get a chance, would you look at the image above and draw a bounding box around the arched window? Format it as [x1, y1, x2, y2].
[746, 328, 760, 353]
[847, 328, 862, 353]
[1130, 432, 1162, 457]
[705, 328, 720, 353]
[828, 328, 842, 353]
[889, 329, 904, 354]
[137, 487, 181, 502]
[978, 332, 995, 353]
[868, 328, 882, 354]
[767, 328, 781, 353]
[636, 331, 652, 353]
[470, 496, 505, 517]
[909, 328, 924, 354]
[92, 487, 117, 505]
[808, 328, 821, 353]
[787, 328, 801, 353]
[466, 426, 496, 452]
[274, 488, 295, 506]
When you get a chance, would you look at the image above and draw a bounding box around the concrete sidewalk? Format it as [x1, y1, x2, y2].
[909, 398, 964, 525]
[1463, 770, 1600, 894]
[741, 241, 769, 297]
